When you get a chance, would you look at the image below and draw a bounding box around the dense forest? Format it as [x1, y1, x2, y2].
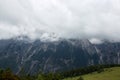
[0, 64, 120, 80]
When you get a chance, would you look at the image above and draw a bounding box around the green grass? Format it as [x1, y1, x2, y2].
[64, 67, 120, 80]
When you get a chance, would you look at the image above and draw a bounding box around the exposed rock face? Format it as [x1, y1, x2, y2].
[0, 39, 119, 74]
[95, 42, 120, 64]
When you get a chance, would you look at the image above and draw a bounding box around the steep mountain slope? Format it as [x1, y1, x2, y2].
[0, 39, 119, 74]
[95, 42, 120, 64]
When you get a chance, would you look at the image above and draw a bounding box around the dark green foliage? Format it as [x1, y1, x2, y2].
[62, 64, 120, 78]
[97, 69, 104, 73]
[0, 64, 119, 80]
[19, 74, 36, 80]
[0, 68, 19, 80]
[77, 76, 84, 80]
[36, 73, 62, 80]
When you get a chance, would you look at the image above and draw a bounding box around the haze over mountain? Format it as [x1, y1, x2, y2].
[0, 0, 120, 43]
[0, 39, 120, 74]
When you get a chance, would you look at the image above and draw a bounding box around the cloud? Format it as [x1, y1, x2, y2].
[89, 38, 103, 44]
[0, 0, 120, 42]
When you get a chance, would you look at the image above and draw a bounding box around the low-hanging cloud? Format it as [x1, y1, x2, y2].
[0, 0, 120, 43]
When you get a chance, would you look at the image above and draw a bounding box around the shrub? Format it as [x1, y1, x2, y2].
[77, 76, 84, 80]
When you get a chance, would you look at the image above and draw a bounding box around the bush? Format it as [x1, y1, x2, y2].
[97, 69, 104, 73]
[77, 76, 84, 80]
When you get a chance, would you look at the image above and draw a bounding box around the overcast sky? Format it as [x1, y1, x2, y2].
[0, 0, 120, 43]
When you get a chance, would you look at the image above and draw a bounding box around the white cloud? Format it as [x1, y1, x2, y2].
[0, 0, 120, 42]
[89, 38, 103, 44]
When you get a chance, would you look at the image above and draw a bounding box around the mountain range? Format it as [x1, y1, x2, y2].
[0, 38, 120, 74]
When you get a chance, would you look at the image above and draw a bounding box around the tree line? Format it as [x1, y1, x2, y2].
[61, 64, 120, 78]
[0, 64, 120, 80]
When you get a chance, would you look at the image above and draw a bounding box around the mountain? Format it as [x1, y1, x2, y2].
[0, 38, 120, 74]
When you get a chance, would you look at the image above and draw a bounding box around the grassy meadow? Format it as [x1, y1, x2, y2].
[64, 67, 120, 80]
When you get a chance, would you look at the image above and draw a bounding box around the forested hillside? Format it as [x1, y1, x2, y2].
[0, 65, 120, 80]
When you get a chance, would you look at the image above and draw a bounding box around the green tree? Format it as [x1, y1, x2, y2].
[36, 73, 45, 80]
[77, 76, 84, 80]
[1, 68, 19, 80]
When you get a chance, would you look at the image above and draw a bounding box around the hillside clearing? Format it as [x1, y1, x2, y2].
[64, 67, 120, 80]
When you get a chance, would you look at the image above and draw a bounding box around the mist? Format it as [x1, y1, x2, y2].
[0, 0, 120, 43]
